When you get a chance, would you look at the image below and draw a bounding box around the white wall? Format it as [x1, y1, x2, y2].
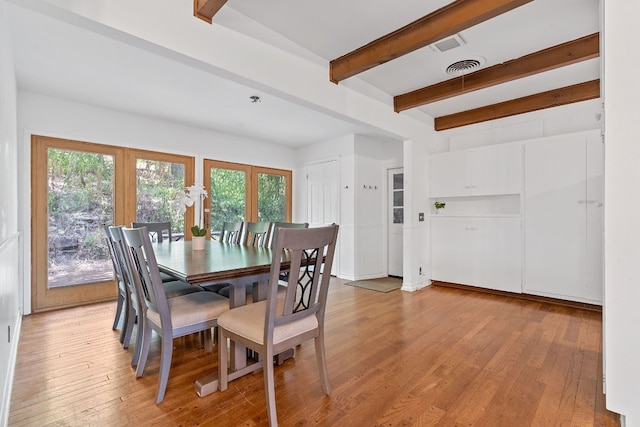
[603, 2, 640, 425]
[17, 91, 298, 315]
[0, 2, 21, 424]
[295, 135, 403, 280]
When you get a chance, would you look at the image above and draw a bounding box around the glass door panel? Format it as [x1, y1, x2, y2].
[135, 159, 186, 238]
[204, 160, 251, 238]
[47, 148, 115, 288]
[256, 172, 287, 222]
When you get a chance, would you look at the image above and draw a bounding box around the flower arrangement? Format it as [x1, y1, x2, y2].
[180, 184, 208, 238]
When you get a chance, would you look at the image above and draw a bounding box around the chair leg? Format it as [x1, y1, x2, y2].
[135, 322, 152, 378]
[113, 293, 124, 331]
[155, 334, 173, 403]
[218, 328, 228, 391]
[315, 332, 331, 395]
[122, 304, 135, 349]
[263, 347, 278, 427]
[131, 313, 143, 366]
[203, 328, 213, 353]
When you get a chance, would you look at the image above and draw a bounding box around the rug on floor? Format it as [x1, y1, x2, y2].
[343, 277, 402, 293]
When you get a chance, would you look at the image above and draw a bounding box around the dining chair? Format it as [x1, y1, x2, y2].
[132, 221, 172, 243]
[111, 226, 210, 362]
[268, 222, 309, 250]
[121, 226, 230, 403]
[103, 224, 131, 345]
[132, 221, 181, 282]
[218, 220, 243, 244]
[218, 224, 339, 426]
[242, 221, 271, 248]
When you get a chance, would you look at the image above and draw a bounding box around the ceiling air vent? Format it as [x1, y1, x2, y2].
[431, 34, 465, 52]
[445, 57, 486, 76]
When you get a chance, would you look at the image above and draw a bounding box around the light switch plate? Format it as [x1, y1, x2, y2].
[418, 212, 424, 221]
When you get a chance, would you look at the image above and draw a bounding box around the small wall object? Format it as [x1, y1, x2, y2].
[434, 201, 446, 214]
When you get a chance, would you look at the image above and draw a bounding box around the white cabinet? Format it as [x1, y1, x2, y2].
[430, 143, 522, 198]
[431, 217, 522, 293]
[523, 131, 603, 304]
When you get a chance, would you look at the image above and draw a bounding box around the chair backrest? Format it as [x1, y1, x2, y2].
[242, 221, 271, 247]
[269, 222, 309, 249]
[265, 225, 339, 342]
[132, 221, 172, 243]
[108, 226, 143, 315]
[103, 224, 125, 291]
[219, 221, 243, 244]
[121, 226, 172, 330]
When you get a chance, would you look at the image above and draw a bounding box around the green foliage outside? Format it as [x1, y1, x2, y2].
[135, 159, 185, 233]
[257, 173, 286, 223]
[209, 168, 246, 232]
[47, 148, 114, 263]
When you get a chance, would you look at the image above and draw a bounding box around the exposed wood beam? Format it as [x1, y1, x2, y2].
[395, 33, 600, 112]
[434, 80, 600, 131]
[193, 0, 228, 24]
[329, 0, 532, 83]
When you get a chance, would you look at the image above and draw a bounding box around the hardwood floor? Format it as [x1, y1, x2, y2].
[9, 278, 619, 426]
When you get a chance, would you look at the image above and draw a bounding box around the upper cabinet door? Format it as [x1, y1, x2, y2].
[429, 143, 522, 198]
[429, 151, 470, 197]
[471, 143, 522, 196]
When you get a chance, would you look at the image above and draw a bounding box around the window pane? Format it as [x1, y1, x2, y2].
[393, 191, 404, 207]
[47, 148, 114, 288]
[393, 173, 404, 190]
[393, 208, 404, 224]
[257, 173, 286, 222]
[135, 159, 185, 236]
[209, 168, 246, 233]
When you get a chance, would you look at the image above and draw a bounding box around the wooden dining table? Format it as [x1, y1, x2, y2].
[152, 239, 291, 397]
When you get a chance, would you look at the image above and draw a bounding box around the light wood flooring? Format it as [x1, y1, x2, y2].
[9, 278, 619, 426]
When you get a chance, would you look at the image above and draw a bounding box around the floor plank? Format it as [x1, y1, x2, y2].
[9, 279, 620, 426]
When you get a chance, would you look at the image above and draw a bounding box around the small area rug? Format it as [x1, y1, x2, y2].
[344, 277, 402, 293]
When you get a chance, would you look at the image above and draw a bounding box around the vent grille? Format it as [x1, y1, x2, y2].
[446, 59, 483, 75]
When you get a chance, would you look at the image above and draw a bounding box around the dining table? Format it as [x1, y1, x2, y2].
[152, 239, 294, 397]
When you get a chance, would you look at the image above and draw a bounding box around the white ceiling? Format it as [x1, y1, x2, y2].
[6, 0, 601, 147]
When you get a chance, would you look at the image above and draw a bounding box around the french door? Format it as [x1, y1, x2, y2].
[204, 160, 291, 237]
[32, 136, 125, 311]
[31, 136, 195, 312]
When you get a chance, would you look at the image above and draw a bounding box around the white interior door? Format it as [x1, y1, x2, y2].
[307, 160, 339, 273]
[388, 168, 403, 277]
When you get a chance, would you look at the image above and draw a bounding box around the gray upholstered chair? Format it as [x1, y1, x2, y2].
[103, 224, 131, 345]
[269, 222, 308, 250]
[218, 220, 243, 244]
[218, 224, 339, 426]
[132, 221, 181, 282]
[132, 221, 172, 242]
[242, 221, 271, 248]
[121, 226, 230, 403]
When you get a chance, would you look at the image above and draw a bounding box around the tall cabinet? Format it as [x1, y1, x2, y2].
[523, 130, 603, 304]
[430, 143, 523, 293]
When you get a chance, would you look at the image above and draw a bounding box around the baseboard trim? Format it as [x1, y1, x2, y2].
[432, 281, 602, 313]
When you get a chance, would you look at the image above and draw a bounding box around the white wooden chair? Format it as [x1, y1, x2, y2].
[217, 224, 339, 426]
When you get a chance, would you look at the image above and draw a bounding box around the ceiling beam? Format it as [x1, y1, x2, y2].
[394, 33, 599, 112]
[329, 0, 532, 83]
[434, 79, 600, 131]
[193, 0, 228, 24]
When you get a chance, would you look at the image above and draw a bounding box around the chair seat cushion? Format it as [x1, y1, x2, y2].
[218, 300, 318, 346]
[162, 280, 203, 298]
[160, 271, 177, 282]
[147, 291, 229, 330]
